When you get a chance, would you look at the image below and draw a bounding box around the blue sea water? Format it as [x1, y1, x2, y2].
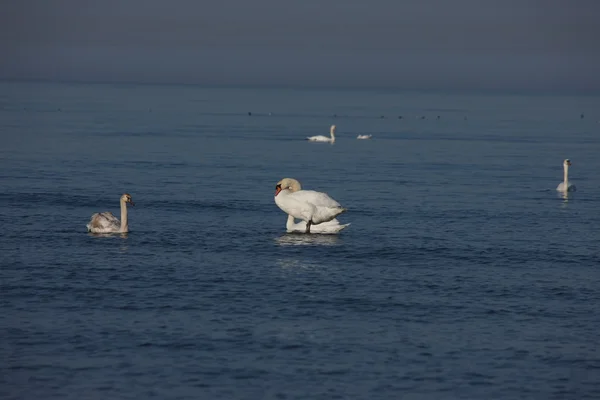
[1, 81, 600, 399]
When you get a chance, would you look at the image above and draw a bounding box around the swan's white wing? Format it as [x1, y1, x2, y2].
[556, 183, 576, 192]
[289, 190, 346, 224]
[87, 212, 120, 233]
[286, 217, 350, 234]
[275, 190, 316, 221]
[310, 218, 350, 233]
[318, 218, 343, 226]
[275, 193, 317, 222]
[276, 189, 346, 225]
[307, 135, 331, 141]
[290, 190, 342, 208]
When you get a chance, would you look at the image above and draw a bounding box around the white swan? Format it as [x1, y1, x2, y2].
[87, 193, 134, 233]
[286, 215, 350, 234]
[281, 181, 349, 234]
[275, 178, 347, 233]
[556, 159, 576, 192]
[356, 134, 372, 140]
[307, 125, 336, 142]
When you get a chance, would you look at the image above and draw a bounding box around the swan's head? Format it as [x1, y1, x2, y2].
[275, 178, 302, 196]
[563, 159, 572, 167]
[330, 125, 336, 134]
[121, 193, 134, 206]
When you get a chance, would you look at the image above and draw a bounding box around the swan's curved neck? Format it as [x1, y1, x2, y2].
[330, 127, 336, 140]
[120, 199, 129, 232]
[563, 164, 569, 187]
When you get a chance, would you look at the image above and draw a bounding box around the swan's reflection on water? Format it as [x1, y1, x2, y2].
[275, 258, 317, 270]
[275, 233, 342, 247]
[557, 190, 570, 207]
[88, 232, 129, 239]
[88, 232, 129, 251]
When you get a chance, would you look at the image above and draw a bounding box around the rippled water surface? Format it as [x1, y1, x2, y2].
[2, 82, 600, 399]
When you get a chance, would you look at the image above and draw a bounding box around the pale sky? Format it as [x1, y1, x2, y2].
[1, 0, 599, 92]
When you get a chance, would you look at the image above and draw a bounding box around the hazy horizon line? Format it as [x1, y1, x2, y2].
[2, 76, 599, 98]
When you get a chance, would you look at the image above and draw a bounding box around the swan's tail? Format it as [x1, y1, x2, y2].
[329, 206, 347, 220]
[86, 214, 98, 232]
[338, 222, 351, 231]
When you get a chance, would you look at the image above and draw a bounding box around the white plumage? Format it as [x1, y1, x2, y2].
[87, 212, 121, 233]
[286, 215, 350, 234]
[307, 125, 336, 142]
[274, 178, 347, 234]
[556, 159, 576, 192]
[87, 193, 134, 233]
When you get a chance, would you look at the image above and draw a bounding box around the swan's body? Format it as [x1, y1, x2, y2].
[275, 178, 347, 233]
[357, 134, 372, 140]
[286, 215, 349, 234]
[307, 125, 336, 142]
[556, 159, 576, 192]
[87, 193, 134, 233]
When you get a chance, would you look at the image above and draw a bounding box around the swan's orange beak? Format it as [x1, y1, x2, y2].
[275, 184, 282, 196]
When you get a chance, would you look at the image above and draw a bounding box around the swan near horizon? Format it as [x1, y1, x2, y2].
[274, 178, 347, 234]
[307, 125, 336, 143]
[87, 193, 134, 233]
[357, 134, 372, 139]
[556, 159, 576, 192]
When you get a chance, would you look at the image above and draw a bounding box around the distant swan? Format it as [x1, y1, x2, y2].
[275, 178, 347, 233]
[556, 159, 576, 192]
[307, 125, 336, 142]
[357, 134, 372, 140]
[87, 193, 134, 233]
